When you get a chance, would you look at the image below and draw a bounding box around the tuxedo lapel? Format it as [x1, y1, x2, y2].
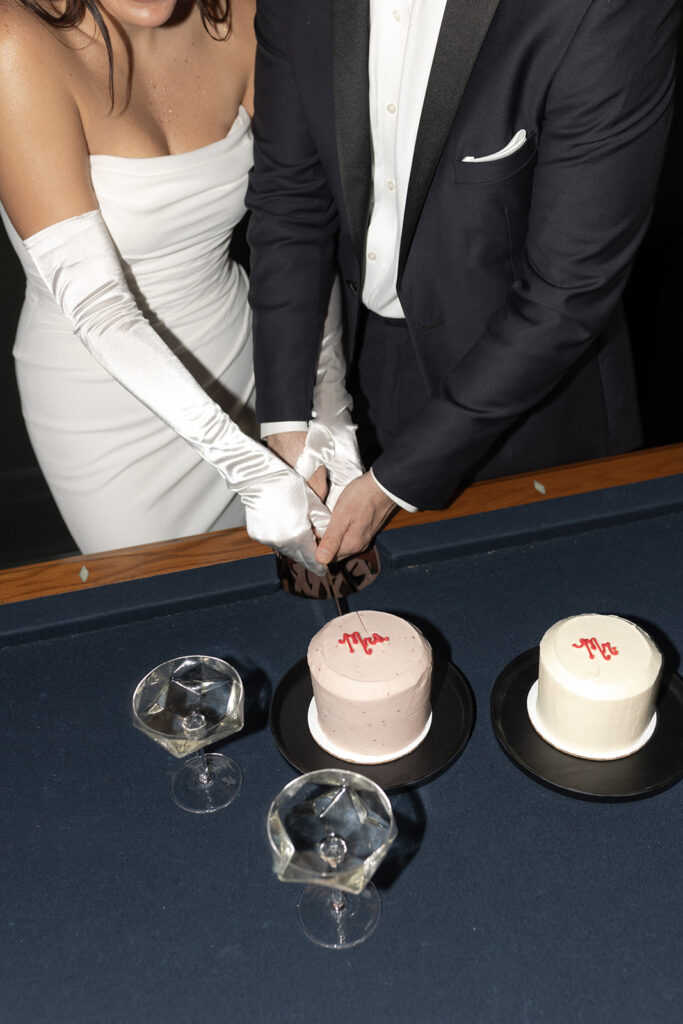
[332, 0, 372, 267]
[398, 0, 502, 282]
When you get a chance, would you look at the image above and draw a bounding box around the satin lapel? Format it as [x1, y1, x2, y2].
[398, 0, 502, 282]
[332, 0, 372, 266]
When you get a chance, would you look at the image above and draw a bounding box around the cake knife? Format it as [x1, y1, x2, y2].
[326, 565, 348, 618]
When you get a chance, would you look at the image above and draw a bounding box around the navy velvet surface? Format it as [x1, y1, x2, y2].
[2, 476, 682, 1023]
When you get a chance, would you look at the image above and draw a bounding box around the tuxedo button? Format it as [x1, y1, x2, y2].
[387, 103, 397, 115]
[346, 280, 358, 294]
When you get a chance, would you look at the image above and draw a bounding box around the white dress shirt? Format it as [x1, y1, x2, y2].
[363, 0, 447, 318]
[263, 1, 446, 512]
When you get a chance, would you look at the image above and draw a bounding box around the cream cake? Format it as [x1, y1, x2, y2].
[307, 610, 432, 764]
[527, 613, 662, 760]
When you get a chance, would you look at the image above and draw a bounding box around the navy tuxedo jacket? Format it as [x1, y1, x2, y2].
[246, 0, 679, 509]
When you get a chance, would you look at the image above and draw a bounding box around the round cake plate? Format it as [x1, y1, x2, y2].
[269, 655, 475, 791]
[490, 647, 683, 800]
[307, 699, 433, 764]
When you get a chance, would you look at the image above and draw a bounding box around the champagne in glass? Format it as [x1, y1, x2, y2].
[132, 655, 244, 813]
[267, 769, 397, 948]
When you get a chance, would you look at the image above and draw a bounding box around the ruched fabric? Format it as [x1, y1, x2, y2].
[2, 108, 256, 552]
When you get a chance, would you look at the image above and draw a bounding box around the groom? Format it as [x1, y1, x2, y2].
[246, 0, 679, 563]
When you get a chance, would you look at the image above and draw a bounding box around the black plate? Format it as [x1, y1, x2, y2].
[490, 647, 683, 800]
[269, 655, 475, 791]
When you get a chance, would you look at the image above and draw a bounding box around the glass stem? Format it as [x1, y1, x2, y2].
[330, 889, 346, 916]
[196, 748, 212, 787]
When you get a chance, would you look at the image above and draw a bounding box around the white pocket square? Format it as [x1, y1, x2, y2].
[462, 129, 527, 163]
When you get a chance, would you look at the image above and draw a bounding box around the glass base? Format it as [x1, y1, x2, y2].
[296, 883, 382, 949]
[171, 752, 242, 813]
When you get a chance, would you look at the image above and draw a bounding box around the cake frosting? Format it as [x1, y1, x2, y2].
[307, 610, 432, 764]
[527, 613, 662, 760]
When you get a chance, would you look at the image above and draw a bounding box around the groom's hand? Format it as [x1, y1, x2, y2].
[266, 430, 328, 502]
[316, 471, 396, 564]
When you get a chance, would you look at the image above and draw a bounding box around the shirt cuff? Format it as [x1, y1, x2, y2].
[370, 468, 418, 513]
[260, 421, 309, 439]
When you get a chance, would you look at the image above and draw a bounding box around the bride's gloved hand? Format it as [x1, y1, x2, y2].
[294, 279, 364, 510]
[23, 210, 329, 573]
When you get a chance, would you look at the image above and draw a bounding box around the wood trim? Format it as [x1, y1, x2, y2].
[1, 444, 681, 604]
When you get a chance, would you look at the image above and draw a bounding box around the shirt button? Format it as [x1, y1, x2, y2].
[393, 9, 401, 20]
[367, 251, 377, 262]
[387, 102, 397, 114]
[386, 179, 396, 191]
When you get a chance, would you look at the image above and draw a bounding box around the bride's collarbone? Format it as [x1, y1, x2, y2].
[64, 23, 243, 157]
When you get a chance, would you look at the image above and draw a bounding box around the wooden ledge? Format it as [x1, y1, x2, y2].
[1, 443, 681, 604]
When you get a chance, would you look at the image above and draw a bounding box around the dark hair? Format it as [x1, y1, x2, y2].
[19, 0, 231, 103]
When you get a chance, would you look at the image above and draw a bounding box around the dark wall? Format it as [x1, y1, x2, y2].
[0, 234, 77, 567]
[625, 56, 683, 448]
[1, 79, 682, 569]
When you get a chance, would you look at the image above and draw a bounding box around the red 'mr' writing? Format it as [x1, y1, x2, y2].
[338, 632, 390, 655]
[572, 637, 619, 660]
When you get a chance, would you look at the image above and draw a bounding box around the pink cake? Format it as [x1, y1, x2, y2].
[307, 610, 432, 764]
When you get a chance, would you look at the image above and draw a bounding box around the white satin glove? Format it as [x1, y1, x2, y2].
[24, 210, 329, 572]
[294, 279, 364, 509]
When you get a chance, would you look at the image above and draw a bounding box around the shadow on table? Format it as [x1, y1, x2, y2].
[369, 608, 470, 892]
[374, 787, 427, 893]
[215, 654, 272, 738]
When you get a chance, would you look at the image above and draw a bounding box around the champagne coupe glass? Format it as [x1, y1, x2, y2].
[267, 769, 397, 949]
[132, 655, 244, 813]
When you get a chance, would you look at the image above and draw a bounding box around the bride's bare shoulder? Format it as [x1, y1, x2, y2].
[1, 0, 52, 39]
[0, 1, 83, 94]
[0, 0, 78, 65]
[0, 0, 89, 156]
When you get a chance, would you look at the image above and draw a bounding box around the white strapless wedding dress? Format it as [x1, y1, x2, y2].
[1, 107, 255, 553]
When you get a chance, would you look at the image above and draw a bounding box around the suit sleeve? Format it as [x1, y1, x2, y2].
[246, 0, 339, 425]
[372, 0, 679, 508]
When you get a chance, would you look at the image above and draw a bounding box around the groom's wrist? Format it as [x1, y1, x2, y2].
[260, 420, 308, 438]
[370, 468, 418, 513]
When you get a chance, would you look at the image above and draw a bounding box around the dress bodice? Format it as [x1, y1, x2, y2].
[88, 107, 252, 329]
[2, 107, 256, 550]
[1, 107, 253, 360]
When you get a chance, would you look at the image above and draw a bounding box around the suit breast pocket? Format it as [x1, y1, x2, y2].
[453, 132, 538, 184]
[450, 132, 538, 283]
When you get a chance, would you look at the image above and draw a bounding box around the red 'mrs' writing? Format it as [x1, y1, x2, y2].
[572, 637, 619, 660]
[338, 632, 390, 655]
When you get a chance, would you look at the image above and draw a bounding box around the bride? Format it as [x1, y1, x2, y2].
[0, 0, 361, 565]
